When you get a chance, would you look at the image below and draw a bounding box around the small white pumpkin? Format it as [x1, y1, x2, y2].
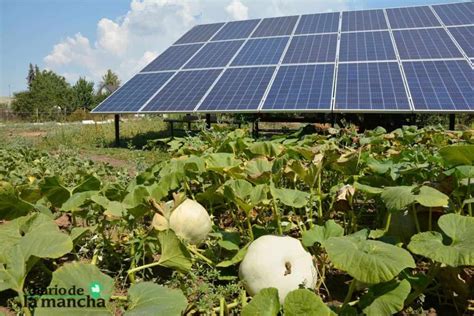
[239, 235, 317, 303]
[152, 199, 212, 244]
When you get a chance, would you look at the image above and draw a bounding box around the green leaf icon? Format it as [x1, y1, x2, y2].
[89, 281, 102, 299]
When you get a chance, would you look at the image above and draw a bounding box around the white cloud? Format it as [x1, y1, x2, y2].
[226, 0, 249, 20]
[44, 0, 350, 87]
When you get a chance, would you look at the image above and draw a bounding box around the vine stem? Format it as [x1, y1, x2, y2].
[341, 280, 357, 310]
[385, 212, 392, 232]
[187, 245, 214, 266]
[405, 262, 441, 306]
[272, 198, 283, 235]
[412, 204, 421, 233]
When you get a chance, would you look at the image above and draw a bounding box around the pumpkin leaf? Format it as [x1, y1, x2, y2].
[157, 230, 192, 273]
[125, 282, 188, 316]
[381, 186, 416, 212]
[283, 289, 335, 316]
[241, 287, 280, 316]
[35, 262, 114, 316]
[439, 145, 474, 167]
[302, 220, 344, 247]
[359, 279, 411, 316]
[325, 234, 415, 283]
[270, 184, 309, 208]
[408, 214, 474, 267]
[414, 186, 449, 208]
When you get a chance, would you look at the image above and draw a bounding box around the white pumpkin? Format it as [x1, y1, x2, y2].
[239, 235, 317, 303]
[153, 199, 212, 244]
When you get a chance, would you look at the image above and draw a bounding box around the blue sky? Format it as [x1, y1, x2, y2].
[0, 0, 468, 96]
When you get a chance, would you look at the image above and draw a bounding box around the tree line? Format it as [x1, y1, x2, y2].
[11, 64, 121, 119]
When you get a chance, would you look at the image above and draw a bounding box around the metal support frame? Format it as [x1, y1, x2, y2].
[114, 114, 120, 147]
[449, 114, 456, 130]
[206, 114, 211, 129]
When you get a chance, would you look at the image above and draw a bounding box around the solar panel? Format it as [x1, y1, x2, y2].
[92, 2, 474, 115]
[339, 31, 396, 62]
[262, 64, 334, 111]
[175, 23, 225, 44]
[335, 62, 411, 111]
[282, 34, 337, 64]
[211, 19, 260, 41]
[433, 2, 474, 26]
[92, 73, 174, 113]
[231, 37, 289, 66]
[198, 67, 275, 112]
[393, 28, 463, 60]
[403, 60, 473, 111]
[295, 12, 340, 34]
[184, 40, 244, 69]
[386, 6, 441, 29]
[142, 69, 222, 112]
[142, 44, 203, 72]
[448, 26, 474, 57]
[341, 9, 387, 32]
[251, 16, 298, 38]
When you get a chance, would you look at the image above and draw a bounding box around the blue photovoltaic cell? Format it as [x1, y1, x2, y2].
[142, 69, 222, 112]
[263, 64, 334, 111]
[93, 73, 174, 113]
[393, 28, 463, 60]
[231, 37, 289, 66]
[211, 19, 260, 40]
[295, 12, 340, 34]
[251, 16, 298, 38]
[386, 6, 441, 29]
[341, 9, 387, 32]
[175, 23, 224, 44]
[339, 31, 396, 62]
[433, 2, 474, 26]
[184, 40, 244, 69]
[335, 62, 410, 111]
[198, 67, 275, 111]
[283, 34, 337, 64]
[142, 44, 202, 72]
[449, 26, 474, 57]
[404, 60, 473, 111]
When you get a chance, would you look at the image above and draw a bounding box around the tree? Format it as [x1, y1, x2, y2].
[98, 69, 120, 94]
[26, 63, 37, 88]
[12, 68, 73, 119]
[72, 77, 95, 110]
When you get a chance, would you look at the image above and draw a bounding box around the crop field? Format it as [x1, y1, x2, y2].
[1, 121, 473, 315]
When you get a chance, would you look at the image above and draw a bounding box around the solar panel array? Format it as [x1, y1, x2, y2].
[93, 2, 474, 114]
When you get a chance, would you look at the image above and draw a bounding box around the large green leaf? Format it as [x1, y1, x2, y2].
[73, 175, 101, 194]
[439, 145, 474, 167]
[0, 214, 72, 294]
[270, 185, 309, 208]
[302, 220, 344, 247]
[216, 243, 249, 267]
[381, 186, 415, 212]
[325, 234, 415, 283]
[283, 289, 335, 316]
[35, 262, 114, 316]
[359, 279, 411, 316]
[241, 288, 280, 316]
[408, 214, 474, 267]
[125, 282, 188, 316]
[414, 186, 449, 208]
[157, 230, 192, 273]
[205, 153, 242, 172]
[0, 181, 35, 220]
[245, 157, 272, 180]
[40, 176, 71, 207]
[62, 191, 98, 212]
[248, 142, 284, 157]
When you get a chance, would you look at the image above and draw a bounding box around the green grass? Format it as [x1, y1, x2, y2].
[0, 117, 171, 168]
